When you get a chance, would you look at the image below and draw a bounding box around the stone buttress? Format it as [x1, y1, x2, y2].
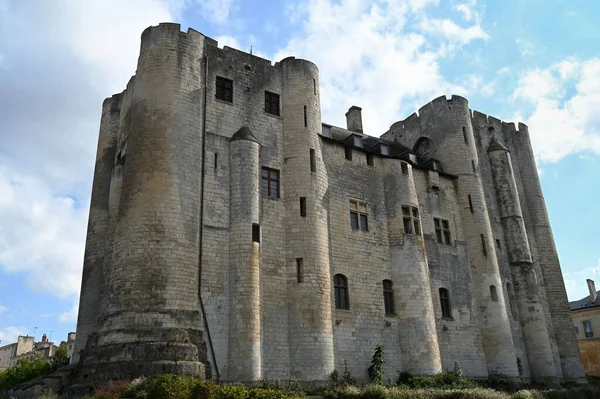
[74, 23, 209, 380]
[228, 127, 262, 381]
[509, 124, 586, 383]
[280, 57, 335, 380]
[488, 136, 557, 382]
[383, 159, 442, 375]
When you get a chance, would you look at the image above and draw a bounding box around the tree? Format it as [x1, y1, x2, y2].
[0, 357, 50, 388]
[367, 345, 385, 385]
[49, 341, 69, 370]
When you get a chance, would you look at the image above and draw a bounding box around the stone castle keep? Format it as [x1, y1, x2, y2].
[73, 23, 585, 384]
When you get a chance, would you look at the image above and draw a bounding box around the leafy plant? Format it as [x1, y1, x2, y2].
[368, 345, 385, 385]
[49, 341, 70, 370]
[0, 357, 50, 388]
[342, 359, 357, 386]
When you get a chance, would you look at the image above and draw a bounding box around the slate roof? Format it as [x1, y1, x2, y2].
[569, 291, 600, 311]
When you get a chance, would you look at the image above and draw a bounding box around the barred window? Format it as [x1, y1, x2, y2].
[402, 205, 421, 235]
[216, 76, 233, 102]
[434, 218, 451, 245]
[334, 274, 349, 310]
[383, 280, 395, 316]
[349, 200, 368, 232]
[261, 167, 279, 198]
[264, 91, 280, 116]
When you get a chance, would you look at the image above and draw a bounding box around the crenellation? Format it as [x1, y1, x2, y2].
[73, 23, 585, 386]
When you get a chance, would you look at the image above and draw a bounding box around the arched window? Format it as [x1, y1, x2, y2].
[383, 280, 395, 316]
[439, 288, 452, 319]
[490, 285, 498, 302]
[334, 274, 349, 310]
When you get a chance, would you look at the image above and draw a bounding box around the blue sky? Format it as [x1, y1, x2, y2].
[0, 0, 599, 346]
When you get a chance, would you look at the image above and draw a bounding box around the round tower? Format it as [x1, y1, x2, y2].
[228, 127, 262, 381]
[79, 23, 208, 380]
[280, 57, 335, 381]
[488, 137, 557, 382]
[73, 95, 120, 363]
[417, 95, 519, 380]
[383, 159, 442, 375]
[510, 123, 586, 383]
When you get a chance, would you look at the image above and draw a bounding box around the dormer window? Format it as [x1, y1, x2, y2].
[322, 125, 332, 138]
[352, 135, 363, 147]
[380, 144, 389, 156]
[408, 153, 418, 164]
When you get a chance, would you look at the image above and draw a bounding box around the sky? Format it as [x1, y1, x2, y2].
[0, 0, 599, 346]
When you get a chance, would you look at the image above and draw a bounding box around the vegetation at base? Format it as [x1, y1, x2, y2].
[396, 371, 480, 389]
[0, 357, 50, 388]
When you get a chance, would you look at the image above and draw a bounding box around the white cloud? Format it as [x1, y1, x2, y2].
[186, 0, 238, 26]
[563, 261, 600, 301]
[453, 0, 478, 22]
[274, 0, 488, 135]
[0, 305, 7, 314]
[0, 326, 29, 345]
[512, 58, 600, 163]
[59, 303, 79, 324]
[516, 37, 536, 57]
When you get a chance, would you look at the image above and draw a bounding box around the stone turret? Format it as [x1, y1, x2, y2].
[280, 57, 335, 381]
[228, 127, 262, 381]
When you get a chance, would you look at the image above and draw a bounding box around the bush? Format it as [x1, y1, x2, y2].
[216, 384, 250, 399]
[368, 346, 385, 385]
[194, 380, 220, 399]
[396, 372, 480, 390]
[361, 384, 388, 399]
[324, 385, 361, 399]
[93, 380, 130, 399]
[0, 357, 50, 388]
[122, 374, 196, 399]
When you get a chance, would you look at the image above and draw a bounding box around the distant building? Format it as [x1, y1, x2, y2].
[570, 279, 600, 376]
[9, 334, 58, 367]
[66, 332, 76, 361]
[0, 336, 34, 371]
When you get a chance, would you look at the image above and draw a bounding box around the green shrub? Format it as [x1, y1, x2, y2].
[324, 385, 361, 399]
[248, 387, 303, 399]
[217, 384, 250, 399]
[396, 372, 480, 390]
[361, 384, 388, 399]
[194, 380, 220, 399]
[0, 357, 50, 388]
[122, 374, 196, 399]
[368, 346, 385, 385]
[92, 380, 129, 399]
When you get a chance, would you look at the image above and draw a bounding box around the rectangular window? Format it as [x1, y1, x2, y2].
[296, 258, 304, 283]
[252, 224, 261, 243]
[481, 234, 487, 257]
[264, 91, 280, 116]
[401, 162, 409, 175]
[471, 160, 476, 173]
[383, 280, 395, 316]
[300, 197, 306, 217]
[402, 205, 421, 236]
[313, 79, 317, 95]
[345, 146, 352, 161]
[214, 152, 218, 169]
[261, 167, 280, 198]
[310, 149, 316, 172]
[434, 218, 452, 245]
[584, 320, 594, 338]
[380, 145, 389, 156]
[463, 127, 468, 144]
[216, 76, 233, 102]
[349, 199, 368, 232]
[366, 153, 374, 166]
[304, 105, 307, 127]
[496, 239, 502, 249]
[353, 136, 363, 147]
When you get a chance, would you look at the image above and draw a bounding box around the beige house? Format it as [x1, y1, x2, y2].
[570, 279, 600, 376]
[0, 336, 34, 371]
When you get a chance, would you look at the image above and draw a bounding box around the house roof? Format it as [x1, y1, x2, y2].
[569, 291, 600, 311]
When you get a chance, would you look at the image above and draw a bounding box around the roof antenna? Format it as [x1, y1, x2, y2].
[250, 46, 253, 55]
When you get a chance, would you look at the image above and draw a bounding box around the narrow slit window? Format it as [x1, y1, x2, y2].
[313, 79, 316, 95]
[496, 239, 502, 250]
[462, 127, 468, 144]
[214, 152, 218, 169]
[481, 234, 488, 257]
[296, 258, 304, 283]
[401, 162, 408, 175]
[304, 105, 307, 127]
[471, 160, 476, 173]
[300, 197, 306, 217]
[366, 153, 374, 166]
[310, 149, 316, 172]
[252, 224, 261, 243]
[468, 194, 474, 213]
[490, 285, 498, 302]
[383, 280, 395, 316]
[345, 146, 352, 161]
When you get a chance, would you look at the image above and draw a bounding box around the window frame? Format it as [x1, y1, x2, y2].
[216, 76, 233, 103]
[439, 287, 452, 319]
[383, 279, 395, 316]
[349, 199, 369, 232]
[434, 218, 452, 245]
[583, 320, 594, 338]
[261, 167, 280, 199]
[264, 91, 280, 116]
[334, 274, 350, 310]
[402, 205, 421, 236]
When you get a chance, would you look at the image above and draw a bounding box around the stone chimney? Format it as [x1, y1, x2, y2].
[345, 106, 363, 133]
[41, 334, 47, 343]
[587, 279, 597, 303]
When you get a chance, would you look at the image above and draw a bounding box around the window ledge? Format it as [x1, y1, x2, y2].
[264, 110, 282, 119]
[215, 98, 234, 106]
[442, 317, 454, 321]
